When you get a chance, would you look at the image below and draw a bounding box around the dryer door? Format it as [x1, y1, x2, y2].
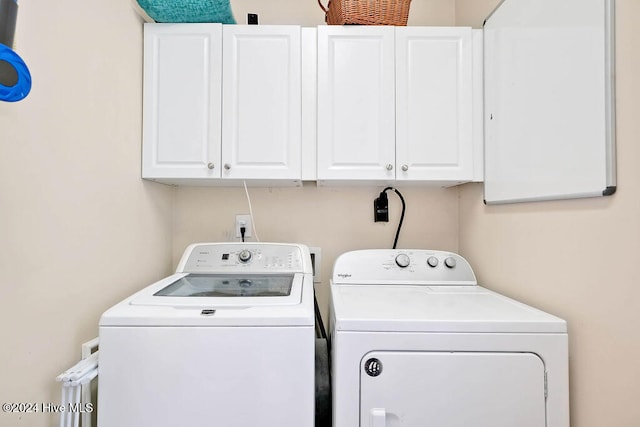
[360, 351, 546, 427]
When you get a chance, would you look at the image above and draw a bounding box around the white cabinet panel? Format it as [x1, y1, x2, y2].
[142, 24, 222, 179]
[222, 26, 301, 181]
[301, 28, 318, 181]
[142, 24, 302, 186]
[317, 26, 396, 181]
[317, 26, 477, 185]
[483, 0, 615, 203]
[396, 27, 473, 182]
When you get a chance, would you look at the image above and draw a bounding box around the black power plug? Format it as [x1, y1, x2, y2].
[373, 187, 406, 249]
[374, 191, 389, 222]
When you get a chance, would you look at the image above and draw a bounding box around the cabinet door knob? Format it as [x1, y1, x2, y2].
[402, 164, 409, 172]
[386, 164, 393, 171]
[224, 163, 231, 170]
[207, 163, 215, 170]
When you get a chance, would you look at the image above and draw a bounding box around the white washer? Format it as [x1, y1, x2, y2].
[98, 242, 315, 427]
[330, 249, 569, 427]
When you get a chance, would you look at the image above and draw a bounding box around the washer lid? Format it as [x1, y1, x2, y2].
[130, 273, 302, 308]
[100, 272, 314, 327]
[154, 273, 294, 298]
[331, 284, 566, 333]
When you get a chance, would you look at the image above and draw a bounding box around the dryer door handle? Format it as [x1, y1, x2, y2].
[370, 408, 386, 427]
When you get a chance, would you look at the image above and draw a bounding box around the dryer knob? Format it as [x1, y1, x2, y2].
[395, 253, 410, 268]
[444, 257, 457, 269]
[238, 250, 252, 263]
[427, 256, 439, 268]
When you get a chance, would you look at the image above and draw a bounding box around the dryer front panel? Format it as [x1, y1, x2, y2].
[360, 351, 546, 427]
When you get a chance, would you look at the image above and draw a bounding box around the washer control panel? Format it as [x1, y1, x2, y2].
[333, 249, 477, 285]
[178, 243, 311, 274]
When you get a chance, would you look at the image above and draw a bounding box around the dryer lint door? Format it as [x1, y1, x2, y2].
[360, 351, 546, 427]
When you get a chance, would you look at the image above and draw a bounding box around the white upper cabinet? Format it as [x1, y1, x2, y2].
[395, 27, 473, 182]
[142, 24, 303, 185]
[221, 26, 301, 181]
[142, 24, 479, 186]
[317, 26, 396, 182]
[141, 14, 609, 194]
[142, 24, 222, 180]
[317, 26, 477, 185]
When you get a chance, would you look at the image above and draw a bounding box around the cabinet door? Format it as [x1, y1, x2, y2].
[483, 0, 615, 203]
[317, 26, 396, 182]
[142, 24, 222, 180]
[361, 351, 546, 427]
[395, 27, 474, 183]
[221, 26, 302, 181]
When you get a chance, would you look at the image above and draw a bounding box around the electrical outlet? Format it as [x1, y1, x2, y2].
[235, 214, 252, 239]
[374, 192, 389, 222]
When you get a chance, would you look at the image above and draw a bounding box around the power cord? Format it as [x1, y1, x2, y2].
[314, 286, 327, 340]
[243, 180, 260, 241]
[377, 187, 406, 249]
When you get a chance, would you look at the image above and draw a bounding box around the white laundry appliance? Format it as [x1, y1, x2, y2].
[330, 249, 569, 427]
[97, 242, 315, 427]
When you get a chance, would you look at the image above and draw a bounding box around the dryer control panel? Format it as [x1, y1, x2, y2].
[332, 250, 476, 286]
[177, 243, 312, 274]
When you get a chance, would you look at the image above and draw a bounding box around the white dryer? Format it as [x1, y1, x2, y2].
[98, 242, 315, 427]
[330, 249, 569, 427]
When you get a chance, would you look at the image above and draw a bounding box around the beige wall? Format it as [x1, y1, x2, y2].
[457, 1, 640, 426]
[0, 0, 174, 425]
[229, 0, 455, 26]
[173, 185, 460, 318]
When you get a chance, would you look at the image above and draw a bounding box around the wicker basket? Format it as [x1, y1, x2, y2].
[318, 0, 411, 26]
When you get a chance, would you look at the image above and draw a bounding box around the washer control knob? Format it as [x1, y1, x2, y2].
[427, 256, 439, 268]
[395, 253, 410, 268]
[444, 257, 457, 269]
[238, 249, 252, 263]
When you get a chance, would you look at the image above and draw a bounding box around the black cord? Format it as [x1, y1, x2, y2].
[382, 187, 406, 249]
[314, 285, 328, 340]
[240, 226, 246, 243]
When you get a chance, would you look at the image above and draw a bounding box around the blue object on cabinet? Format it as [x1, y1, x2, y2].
[135, 0, 236, 24]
